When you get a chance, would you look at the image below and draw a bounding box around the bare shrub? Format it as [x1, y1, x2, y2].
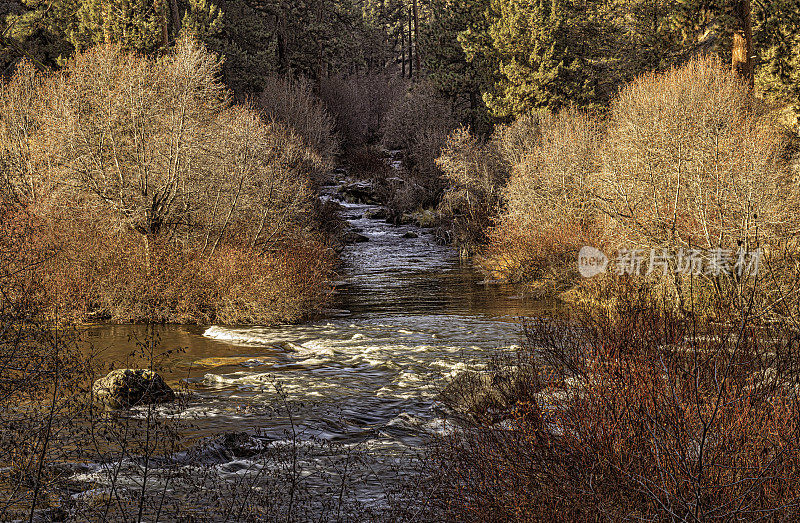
[381, 81, 457, 212]
[482, 109, 606, 289]
[593, 55, 800, 314]
[436, 127, 507, 252]
[0, 187, 93, 520]
[0, 59, 41, 201]
[600, 55, 797, 254]
[0, 39, 334, 324]
[257, 74, 340, 172]
[319, 72, 405, 148]
[431, 282, 800, 520]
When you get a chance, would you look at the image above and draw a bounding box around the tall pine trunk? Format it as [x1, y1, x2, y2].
[413, 0, 420, 74]
[401, 9, 406, 77]
[170, 0, 181, 35]
[732, 0, 754, 89]
[408, 8, 413, 77]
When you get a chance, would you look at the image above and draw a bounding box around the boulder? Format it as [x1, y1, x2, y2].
[439, 367, 538, 424]
[339, 182, 378, 204]
[93, 369, 175, 409]
[364, 207, 389, 220]
[342, 231, 369, 244]
[394, 214, 414, 225]
[401, 231, 419, 239]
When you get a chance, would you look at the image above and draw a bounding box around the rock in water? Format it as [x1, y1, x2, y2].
[343, 231, 369, 244]
[364, 207, 389, 220]
[401, 231, 419, 239]
[93, 369, 175, 409]
[339, 182, 378, 204]
[439, 367, 537, 424]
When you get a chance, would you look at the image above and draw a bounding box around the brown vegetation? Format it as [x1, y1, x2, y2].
[431, 282, 800, 521]
[0, 39, 335, 324]
[257, 74, 340, 173]
[380, 81, 457, 213]
[319, 72, 406, 149]
[438, 56, 800, 307]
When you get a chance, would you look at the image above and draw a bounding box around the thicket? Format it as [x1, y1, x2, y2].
[0, 39, 335, 323]
[439, 56, 800, 309]
[430, 280, 800, 520]
[379, 81, 457, 213]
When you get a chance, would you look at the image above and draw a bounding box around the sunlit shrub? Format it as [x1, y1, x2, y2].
[436, 127, 507, 252]
[0, 39, 335, 323]
[481, 109, 605, 288]
[600, 55, 797, 251]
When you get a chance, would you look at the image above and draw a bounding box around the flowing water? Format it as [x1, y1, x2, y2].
[77, 166, 559, 512]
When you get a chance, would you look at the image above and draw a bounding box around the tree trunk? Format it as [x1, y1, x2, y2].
[732, 0, 754, 89]
[169, 0, 181, 35]
[157, 0, 169, 48]
[408, 8, 413, 78]
[413, 0, 420, 74]
[401, 11, 406, 78]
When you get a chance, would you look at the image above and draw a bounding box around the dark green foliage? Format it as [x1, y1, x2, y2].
[423, 0, 495, 134]
[3, 0, 222, 67]
[753, 0, 800, 111]
[4, 0, 800, 125]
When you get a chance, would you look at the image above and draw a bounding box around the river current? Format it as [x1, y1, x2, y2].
[76, 169, 556, 513]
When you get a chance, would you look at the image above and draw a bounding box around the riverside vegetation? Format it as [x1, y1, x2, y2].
[4, 0, 800, 520]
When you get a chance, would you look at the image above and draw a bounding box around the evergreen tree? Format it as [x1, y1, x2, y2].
[4, 0, 222, 67]
[471, 0, 619, 118]
[423, 0, 495, 134]
[753, 0, 800, 111]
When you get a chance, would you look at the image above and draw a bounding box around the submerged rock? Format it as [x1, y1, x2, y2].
[93, 369, 175, 409]
[439, 367, 538, 424]
[364, 207, 389, 220]
[183, 432, 266, 465]
[343, 231, 369, 244]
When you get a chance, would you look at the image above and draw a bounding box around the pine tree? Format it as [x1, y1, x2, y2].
[4, 0, 222, 67]
[472, 0, 619, 118]
[423, 0, 494, 133]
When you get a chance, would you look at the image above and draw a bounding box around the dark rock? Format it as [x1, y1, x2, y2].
[439, 367, 538, 424]
[93, 369, 175, 409]
[364, 207, 389, 220]
[184, 432, 266, 465]
[394, 214, 414, 225]
[401, 231, 419, 239]
[342, 231, 369, 244]
[339, 182, 378, 204]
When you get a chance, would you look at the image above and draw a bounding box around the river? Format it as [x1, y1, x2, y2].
[75, 171, 558, 515]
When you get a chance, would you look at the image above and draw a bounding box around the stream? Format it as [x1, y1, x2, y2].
[74, 163, 558, 514]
